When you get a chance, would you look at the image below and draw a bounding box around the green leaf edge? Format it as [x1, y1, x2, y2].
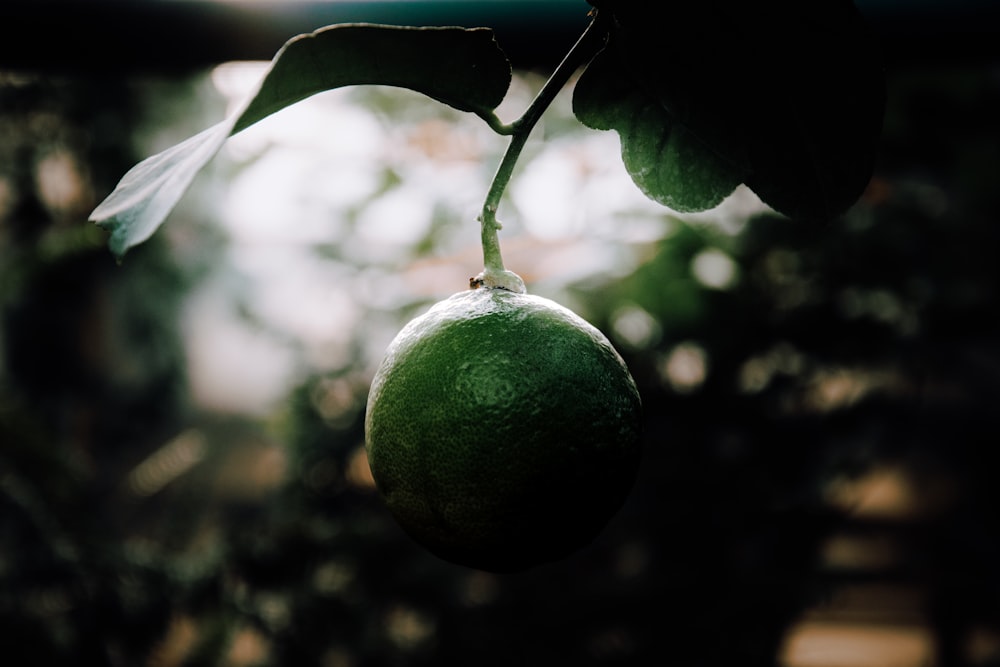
[572, 46, 745, 214]
[90, 23, 513, 261]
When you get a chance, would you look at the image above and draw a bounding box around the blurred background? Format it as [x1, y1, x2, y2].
[2, 1, 999, 666]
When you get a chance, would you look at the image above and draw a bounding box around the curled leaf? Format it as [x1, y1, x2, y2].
[91, 24, 512, 260]
[577, 0, 885, 220]
[573, 44, 745, 213]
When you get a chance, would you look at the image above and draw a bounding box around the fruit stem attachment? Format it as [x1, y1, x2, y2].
[476, 12, 608, 290]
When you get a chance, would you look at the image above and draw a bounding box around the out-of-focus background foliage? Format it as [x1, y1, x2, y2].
[2, 1, 1000, 666]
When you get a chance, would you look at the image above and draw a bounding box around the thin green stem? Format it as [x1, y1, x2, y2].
[478, 12, 607, 275]
[474, 109, 517, 136]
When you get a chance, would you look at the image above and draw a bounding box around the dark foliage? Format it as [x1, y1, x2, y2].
[2, 57, 999, 667]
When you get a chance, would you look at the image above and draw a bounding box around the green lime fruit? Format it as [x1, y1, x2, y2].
[364, 283, 642, 572]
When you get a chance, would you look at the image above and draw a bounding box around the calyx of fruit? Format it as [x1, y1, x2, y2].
[470, 267, 527, 294]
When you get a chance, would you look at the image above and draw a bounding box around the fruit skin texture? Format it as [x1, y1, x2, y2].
[364, 286, 642, 572]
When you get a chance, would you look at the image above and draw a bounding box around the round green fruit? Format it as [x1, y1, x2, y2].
[364, 284, 642, 572]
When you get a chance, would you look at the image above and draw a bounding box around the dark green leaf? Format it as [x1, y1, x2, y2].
[91, 24, 512, 260]
[580, 0, 885, 221]
[573, 44, 745, 213]
[233, 24, 511, 133]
